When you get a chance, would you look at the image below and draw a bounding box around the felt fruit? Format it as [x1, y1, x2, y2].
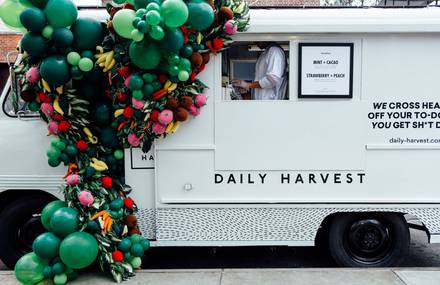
[224, 19, 238, 35]
[174, 107, 189, 122]
[20, 90, 36, 102]
[66, 174, 79, 185]
[78, 191, 94, 206]
[101, 176, 113, 188]
[195, 94, 207, 107]
[158, 109, 173, 125]
[124, 215, 137, 227]
[32, 232, 61, 260]
[76, 140, 88, 151]
[165, 97, 179, 110]
[123, 197, 134, 209]
[112, 251, 124, 262]
[20, 7, 46, 32]
[190, 52, 203, 67]
[41, 200, 66, 231]
[189, 105, 200, 116]
[50, 207, 79, 237]
[179, 96, 193, 109]
[59, 232, 98, 269]
[127, 133, 140, 147]
[41, 102, 54, 116]
[152, 122, 166, 134]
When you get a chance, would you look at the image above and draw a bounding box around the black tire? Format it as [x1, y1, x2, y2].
[0, 195, 55, 269]
[328, 213, 409, 267]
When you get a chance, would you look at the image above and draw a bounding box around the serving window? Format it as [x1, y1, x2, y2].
[221, 41, 289, 100]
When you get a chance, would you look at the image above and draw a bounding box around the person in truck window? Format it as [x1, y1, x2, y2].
[232, 42, 287, 100]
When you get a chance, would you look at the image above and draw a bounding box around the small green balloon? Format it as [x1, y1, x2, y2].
[44, 0, 78, 28]
[131, 29, 144, 42]
[140, 239, 150, 250]
[42, 25, 54, 39]
[53, 273, 67, 285]
[81, 50, 94, 60]
[168, 54, 180, 65]
[135, 8, 147, 17]
[180, 44, 193, 58]
[132, 17, 141, 28]
[43, 266, 53, 278]
[112, 9, 136, 39]
[47, 146, 61, 159]
[130, 243, 144, 257]
[52, 262, 65, 275]
[41, 200, 66, 231]
[118, 238, 132, 252]
[78, 57, 93, 72]
[168, 65, 179, 76]
[15, 253, 48, 285]
[50, 137, 60, 146]
[55, 140, 66, 150]
[65, 145, 78, 156]
[50, 207, 79, 237]
[142, 83, 154, 96]
[48, 157, 61, 167]
[160, 0, 188, 28]
[20, 7, 47, 32]
[178, 70, 189, 81]
[113, 0, 125, 4]
[114, 149, 124, 160]
[147, 2, 160, 11]
[149, 25, 164, 40]
[179, 58, 191, 71]
[27, 0, 48, 8]
[130, 233, 142, 244]
[137, 20, 149, 33]
[59, 232, 98, 269]
[33, 232, 61, 260]
[67, 51, 80, 65]
[145, 10, 160, 26]
[132, 90, 144, 100]
[130, 257, 142, 268]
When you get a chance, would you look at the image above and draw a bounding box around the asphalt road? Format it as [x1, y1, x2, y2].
[2, 229, 438, 270]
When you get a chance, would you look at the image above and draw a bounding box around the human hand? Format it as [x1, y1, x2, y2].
[231, 79, 250, 90]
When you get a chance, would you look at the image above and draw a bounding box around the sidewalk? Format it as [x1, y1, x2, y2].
[1, 268, 440, 285]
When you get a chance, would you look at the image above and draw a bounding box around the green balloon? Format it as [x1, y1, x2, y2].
[129, 41, 161, 69]
[40, 55, 70, 86]
[70, 17, 104, 51]
[140, 239, 150, 250]
[44, 0, 78, 28]
[47, 146, 61, 159]
[15, 253, 48, 285]
[20, 7, 47, 32]
[130, 257, 142, 268]
[131, 29, 144, 42]
[134, 0, 148, 9]
[42, 25, 54, 38]
[28, 0, 49, 8]
[160, 27, 184, 52]
[59, 232, 98, 269]
[100, 127, 119, 148]
[118, 238, 132, 252]
[142, 83, 154, 96]
[50, 207, 79, 237]
[178, 58, 191, 71]
[130, 243, 144, 257]
[52, 262, 65, 275]
[145, 10, 160, 26]
[65, 145, 77, 156]
[114, 149, 124, 160]
[67, 51, 80, 65]
[137, 20, 149, 33]
[160, 0, 188, 28]
[78, 58, 93, 72]
[41, 200, 66, 231]
[132, 90, 143, 100]
[48, 158, 61, 167]
[55, 140, 66, 150]
[52, 28, 74, 48]
[147, 2, 160, 11]
[0, 0, 27, 30]
[54, 273, 67, 285]
[93, 102, 111, 126]
[180, 44, 193, 58]
[129, 74, 144, 90]
[33, 232, 61, 260]
[112, 9, 136, 39]
[149, 25, 164, 40]
[186, 0, 214, 31]
[178, 70, 189, 81]
[168, 65, 179, 76]
[21, 32, 48, 57]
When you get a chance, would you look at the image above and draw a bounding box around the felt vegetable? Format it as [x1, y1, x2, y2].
[78, 191, 94, 206]
[158, 109, 173, 125]
[26, 67, 41, 84]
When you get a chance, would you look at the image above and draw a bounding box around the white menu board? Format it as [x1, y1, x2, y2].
[299, 43, 353, 98]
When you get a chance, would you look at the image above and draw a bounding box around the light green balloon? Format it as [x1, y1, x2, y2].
[178, 70, 189, 81]
[0, 0, 27, 31]
[145, 10, 160, 26]
[78, 57, 93, 72]
[131, 29, 144, 42]
[112, 9, 136, 39]
[130, 257, 142, 268]
[160, 0, 188, 28]
[149, 25, 164, 40]
[15, 253, 48, 285]
[67, 51, 80, 65]
[42, 25, 54, 38]
[44, 0, 78, 28]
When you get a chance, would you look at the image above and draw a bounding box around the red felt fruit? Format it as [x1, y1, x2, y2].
[117, 66, 131, 78]
[38, 91, 51, 103]
[76, 140, 88, 152]
[112, 250, 124, 262]
[123, 106, 134, 119]
[158, 73, 167, 84]
[117, 91, 127, 102]
[123, 198, 134, 209]
[58, 121, 71, 133]
[213, 38, 223, 50]
[52, 114, 64, 121]
[20, 90, 36, 102]
[150, 110, 160, 121]
[102, 176, 113, 188]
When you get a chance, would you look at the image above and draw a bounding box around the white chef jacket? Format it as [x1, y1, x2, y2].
[253, 45, 287, 100]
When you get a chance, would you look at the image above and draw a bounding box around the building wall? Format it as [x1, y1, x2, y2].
[0, 33, 20, 63]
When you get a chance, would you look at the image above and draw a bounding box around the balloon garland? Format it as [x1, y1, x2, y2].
[1, 0, 249, 283]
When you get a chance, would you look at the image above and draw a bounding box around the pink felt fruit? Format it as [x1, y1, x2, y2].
[48, 121, 59, 134]
[124, 75, 132, 88]
[41, 103, 54, 116]
[26, 67, 40, 84]
[189, 105, 200, 116]
[194, 94, 207, 107]
[128, 133, 140, 147]
[78, 191, 94, 206]
[66, 174, 80, 185]
[132, 98, 145, 110]
[152, 122, 166, 135]
[224, 20, 238, 35]
[158, 109, 173, 125]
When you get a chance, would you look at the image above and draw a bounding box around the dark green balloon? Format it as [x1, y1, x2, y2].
[33, 232, 61, 260]
[41, 200, 67, 231]
[20, 7, 46, 32]
[50, 207, 79, 237]
[52, 28, 74, 48]
[59, 232, 98, 269]
[70, 18, 104, 51]
[186, 0, 214, 31]
[15, 253, 48, 285]
[44, 0, 78, 28]
[21, 33, 48, 57]
[160, 28, 184, 52]
[129, 41, 161, 70]
[40, 55, 70, 86]
[100, 127, 119, 148]
[28, 0, 49, 8]
[93, 103, 112, 127]
[180, 44, 193, 58]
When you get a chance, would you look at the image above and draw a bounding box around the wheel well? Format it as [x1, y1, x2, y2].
[0, 190, 58, 214]
[315, 211, 430, 246]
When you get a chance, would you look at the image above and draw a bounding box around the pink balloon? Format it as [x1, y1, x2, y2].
[158, 109, 173, 125]
[78, 191, 94, 207]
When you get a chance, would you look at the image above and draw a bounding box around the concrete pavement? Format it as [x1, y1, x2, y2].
[2, 268, 440, 285]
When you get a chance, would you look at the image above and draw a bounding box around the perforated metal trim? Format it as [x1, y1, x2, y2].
[137, 208, 156, 239]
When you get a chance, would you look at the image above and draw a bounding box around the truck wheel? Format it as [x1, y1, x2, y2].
[328, 213, 409, 267]
[0, 195, 54, 269]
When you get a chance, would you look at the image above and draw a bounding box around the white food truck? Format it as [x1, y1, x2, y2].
[2, 7, 440, 269]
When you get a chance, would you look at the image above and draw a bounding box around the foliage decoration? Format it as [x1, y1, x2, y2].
[0, 0, 249, 283]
